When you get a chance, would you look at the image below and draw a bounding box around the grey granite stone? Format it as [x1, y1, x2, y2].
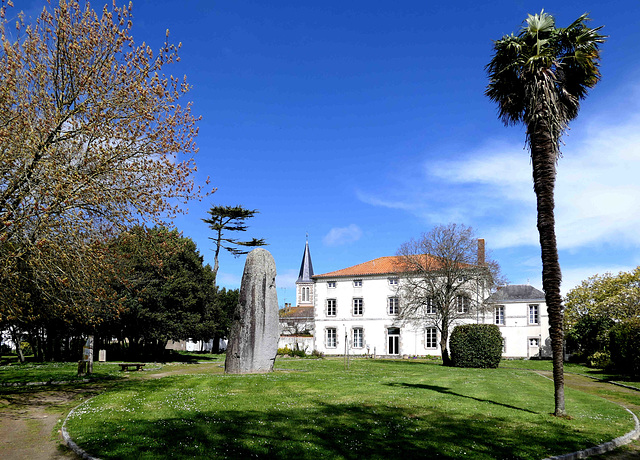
[225, 248, 279, 374]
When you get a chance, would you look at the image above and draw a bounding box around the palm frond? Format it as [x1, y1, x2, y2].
[486, 10, 605, 154]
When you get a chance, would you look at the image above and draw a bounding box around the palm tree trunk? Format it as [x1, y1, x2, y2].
[530, 124, 566, 417]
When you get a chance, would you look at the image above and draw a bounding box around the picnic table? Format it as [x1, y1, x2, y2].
[119, 363, 146, 372]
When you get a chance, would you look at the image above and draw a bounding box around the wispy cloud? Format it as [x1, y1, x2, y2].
[358, 112, 640, 253]
[276, 269, 298, 291]
[323, 224, 363, 247]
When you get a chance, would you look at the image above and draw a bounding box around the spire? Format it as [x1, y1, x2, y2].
[296, 239, 314, 283]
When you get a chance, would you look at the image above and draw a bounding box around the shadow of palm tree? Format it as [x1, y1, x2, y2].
[385, 382, 539, 414]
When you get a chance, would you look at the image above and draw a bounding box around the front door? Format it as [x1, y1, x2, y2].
[388, 327, 400, 355]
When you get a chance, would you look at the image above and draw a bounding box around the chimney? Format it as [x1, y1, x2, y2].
[477, 238, 485, 265]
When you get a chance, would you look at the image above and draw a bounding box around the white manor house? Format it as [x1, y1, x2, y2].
[279, 240, 551, 359]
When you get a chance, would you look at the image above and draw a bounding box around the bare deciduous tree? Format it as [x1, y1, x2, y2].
[396, 223, 503, 366]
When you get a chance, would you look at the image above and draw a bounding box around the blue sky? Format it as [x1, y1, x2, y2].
[16, 0, 640, 305]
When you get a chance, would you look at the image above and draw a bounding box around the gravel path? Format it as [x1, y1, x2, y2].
[0, 386, 103, 460]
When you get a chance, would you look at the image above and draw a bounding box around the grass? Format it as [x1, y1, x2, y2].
[0, 361, 125, 385]
[63, 358, 636, 459]
[500, 359, 640, 389]
[0, 352, 226, 385]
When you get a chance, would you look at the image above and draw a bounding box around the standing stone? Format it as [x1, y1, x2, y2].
[225, 248, 279, 374]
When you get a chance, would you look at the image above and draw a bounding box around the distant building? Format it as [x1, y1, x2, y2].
[278, 240, 315, 352]
[280, 240, 550, 359]
[484, 284, 550, 358]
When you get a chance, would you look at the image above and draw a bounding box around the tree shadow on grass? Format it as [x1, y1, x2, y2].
[385, 382, 539, 414]
[70, 379, 604, 460]
[164, 351, 223, 363]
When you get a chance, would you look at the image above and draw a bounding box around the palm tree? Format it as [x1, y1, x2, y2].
[486, 11, 605, 417]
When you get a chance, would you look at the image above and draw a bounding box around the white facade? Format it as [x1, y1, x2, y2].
[312, 263, 550, 358]
[313, 275, 550, 358]
[314, 274, 416, 356]
[285, 242, 550, 359]
[484, 288, 551, 358]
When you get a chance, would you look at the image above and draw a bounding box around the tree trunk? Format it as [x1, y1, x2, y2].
[440, 326, 451, 366]
[9, 325, 25, 363]
[212, 333, 221, 354]
[530, 124, 566, 417]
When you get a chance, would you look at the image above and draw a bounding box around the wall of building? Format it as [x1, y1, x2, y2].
[278, 335, 314, 352]
[491, 301, 550, 358]
[314, 275, 409, 356]
[313, 276, 550, 358]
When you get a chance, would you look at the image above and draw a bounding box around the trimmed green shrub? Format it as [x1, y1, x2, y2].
[450, 324, 503, 368]
[587, 351, 612, 369]
[609, 318, 640, 377]
[277, 346, 306, 357]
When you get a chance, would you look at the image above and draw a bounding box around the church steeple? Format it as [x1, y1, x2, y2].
[296, 238, 314, 305]
[297, 238, 314, 283]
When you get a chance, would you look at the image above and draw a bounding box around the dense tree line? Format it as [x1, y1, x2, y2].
[565, 267, 640, 368]
[2, 226, 236, 362]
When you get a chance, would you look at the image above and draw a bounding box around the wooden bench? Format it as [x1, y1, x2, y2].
[119, 363, 146, 372]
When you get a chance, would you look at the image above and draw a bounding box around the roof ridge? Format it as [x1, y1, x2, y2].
[314, 255, 403, 278]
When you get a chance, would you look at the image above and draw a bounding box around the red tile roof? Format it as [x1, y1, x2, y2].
[313, 254, 477, 279]
[314, 256, 431, 278]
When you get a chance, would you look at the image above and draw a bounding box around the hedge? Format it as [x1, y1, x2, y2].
[609, 318, 640, 377]
[450, 324, 503, 368]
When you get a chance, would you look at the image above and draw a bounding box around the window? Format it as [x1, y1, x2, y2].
[353, 279, 362, 287]
[353, 328, 364, 348]
[495, 305, 505, 325]
[456, 295, 470, 314]
[502, 336, 507, 353]
[353, 298, 363, 316]
[327, 281, 336, 288]
[388, 277, 398, 286]
[426, 297, 436, 314]
[326, 299, 337, 317]
[388, 297, 399, 315]
[326, 328, 337, 348]
[529, 337, 540, 347]
[301, 286, 311, 302]
[529, 304, 539, 324]
[425, 327, 437, 348]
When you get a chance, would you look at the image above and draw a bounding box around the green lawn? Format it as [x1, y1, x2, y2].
[64, 358, 635, 459]
[0, 352, 226, 385]
[500, 359, 640, 389]
[0, 361, 125, 384]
